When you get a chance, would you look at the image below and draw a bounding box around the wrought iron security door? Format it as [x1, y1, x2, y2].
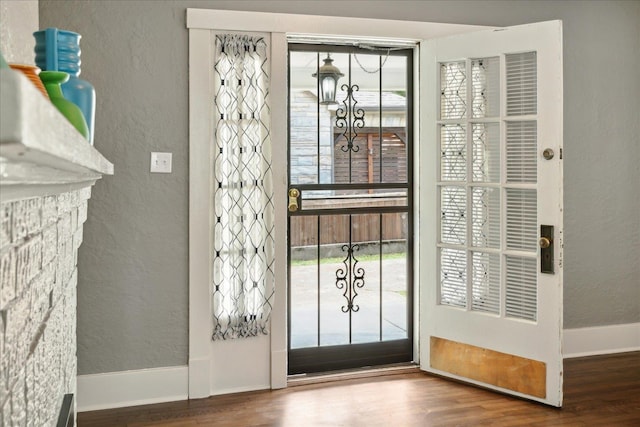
[287, 44, 413, 374]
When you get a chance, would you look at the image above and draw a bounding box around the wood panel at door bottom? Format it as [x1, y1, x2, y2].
[430, 336, 546, 398]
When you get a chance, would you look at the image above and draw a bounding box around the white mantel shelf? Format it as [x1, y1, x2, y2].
[0, 69, 113, 200]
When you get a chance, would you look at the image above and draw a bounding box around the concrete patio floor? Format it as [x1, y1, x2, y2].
[289, 256, 409, 349]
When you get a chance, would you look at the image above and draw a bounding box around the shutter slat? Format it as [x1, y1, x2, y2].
[506, 52, 537, 116]
[506, 188, 537, 252]
[506, 256, 537, 321]
[506, 121, 537, 183]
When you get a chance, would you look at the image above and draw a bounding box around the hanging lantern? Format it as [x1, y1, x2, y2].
[312, 54, 343, 105]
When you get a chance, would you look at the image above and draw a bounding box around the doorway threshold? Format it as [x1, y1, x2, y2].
[287, 362, 420, 387]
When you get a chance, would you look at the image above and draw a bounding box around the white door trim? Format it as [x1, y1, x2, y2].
[188, 26, 214, 399]
[186, 9, 487, 40]
[187, 8, 490, 397]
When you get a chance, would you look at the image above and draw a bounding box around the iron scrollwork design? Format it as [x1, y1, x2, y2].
[336, 243, 366, 313]
[335, 83, 365, 152]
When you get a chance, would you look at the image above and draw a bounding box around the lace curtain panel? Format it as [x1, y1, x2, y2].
[212, 34, 274, 340]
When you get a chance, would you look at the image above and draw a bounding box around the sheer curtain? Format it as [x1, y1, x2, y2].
[212, 34, 274, 340]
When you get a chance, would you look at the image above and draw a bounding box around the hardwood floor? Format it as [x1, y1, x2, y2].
[79, 352, 640, 426]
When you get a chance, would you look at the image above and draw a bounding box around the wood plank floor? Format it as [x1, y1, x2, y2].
[79, 351, 640, 426]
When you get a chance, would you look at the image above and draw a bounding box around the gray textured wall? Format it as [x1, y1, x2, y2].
[0, 0, 38, 64]
[38, 0, 640, 375]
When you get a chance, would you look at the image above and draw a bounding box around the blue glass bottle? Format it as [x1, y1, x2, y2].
[34, 28, 95, 144]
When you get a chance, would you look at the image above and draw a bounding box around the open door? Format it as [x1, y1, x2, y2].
[420, 21, 563, 406]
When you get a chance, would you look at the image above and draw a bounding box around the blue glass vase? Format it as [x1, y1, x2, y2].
[34, 28, 96, 145]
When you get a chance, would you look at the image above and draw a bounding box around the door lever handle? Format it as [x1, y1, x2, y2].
[288, 188, 300, 212]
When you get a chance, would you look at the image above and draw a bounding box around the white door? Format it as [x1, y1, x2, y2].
[420, 21, 564, 406]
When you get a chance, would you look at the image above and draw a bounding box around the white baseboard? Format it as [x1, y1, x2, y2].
[271, 349, 287, 389]
[77, 365, 188, 412]
[188, 357, 211, 399]
[210, 383, 271, 397]
[563, 322, 640, 358]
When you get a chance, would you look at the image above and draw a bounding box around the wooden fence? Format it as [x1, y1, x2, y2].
[290, 196, 408, 247]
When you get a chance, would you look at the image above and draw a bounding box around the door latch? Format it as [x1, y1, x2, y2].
[540, 225, 554, 274]
[288, 188, 300, 212]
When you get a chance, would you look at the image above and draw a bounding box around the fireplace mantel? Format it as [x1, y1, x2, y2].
[0, 69, 113, 199]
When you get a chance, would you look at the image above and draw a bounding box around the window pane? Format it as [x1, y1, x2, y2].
[440, 124, 466, 181]
[381, 212, 408, 341]
[472, 251, 500, 314]
[440, 248, 467, 308]
[472, 57, 500, 118]
[289, 215, 319, 349]
[440, 61, 467, 119]
[472, 123, 500, 183]
[472, 186, 500, 248]
[441, 186, 467, 245]
[289, 50, 321, 185]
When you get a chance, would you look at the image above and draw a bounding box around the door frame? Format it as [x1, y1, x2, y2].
[187, 8, 490, 398]
[286, 44, 416, 374]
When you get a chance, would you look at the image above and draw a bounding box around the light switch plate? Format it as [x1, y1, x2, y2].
[150, 152, 172, 173]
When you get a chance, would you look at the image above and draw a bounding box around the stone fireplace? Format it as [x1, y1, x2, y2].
[1, 69, 112, 425]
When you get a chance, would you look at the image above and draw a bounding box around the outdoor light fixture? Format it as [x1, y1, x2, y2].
[313, 54, 344, 105]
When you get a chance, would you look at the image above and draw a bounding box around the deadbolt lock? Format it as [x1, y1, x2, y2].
[288, 188, 300, 212]
[540, 225, 555, 274]
[543, 148, 554, 160]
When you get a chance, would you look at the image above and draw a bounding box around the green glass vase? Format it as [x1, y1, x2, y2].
[39, 71, 89, 140]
